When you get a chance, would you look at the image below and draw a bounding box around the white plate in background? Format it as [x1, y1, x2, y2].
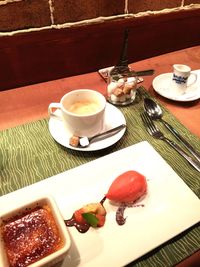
[153, 70, 200, 101]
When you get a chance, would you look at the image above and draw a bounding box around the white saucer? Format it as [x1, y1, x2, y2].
[48, 103, 126, 151]
[153, 69, 200, 102]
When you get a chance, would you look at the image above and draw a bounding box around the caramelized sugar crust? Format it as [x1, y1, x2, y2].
[2, 205, 63, 267]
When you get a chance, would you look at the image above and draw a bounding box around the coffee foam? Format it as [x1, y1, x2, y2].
[68, 100, 100, 115]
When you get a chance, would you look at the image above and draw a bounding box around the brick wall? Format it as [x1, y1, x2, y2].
[0, 0, 200, 34]
[0, 0, 200, 90]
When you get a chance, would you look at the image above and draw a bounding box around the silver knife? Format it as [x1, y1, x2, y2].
[162, 119, 200, 163]
[163, 137, 200, 172]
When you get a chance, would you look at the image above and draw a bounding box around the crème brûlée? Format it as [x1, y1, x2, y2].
[1, 205, 64, 267]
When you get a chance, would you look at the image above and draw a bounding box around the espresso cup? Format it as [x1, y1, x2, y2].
[172, 64, 197, 95]
[48, 89, 106, 137]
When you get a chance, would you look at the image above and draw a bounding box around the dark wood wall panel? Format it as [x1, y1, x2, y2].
[0, 8, 200, 91]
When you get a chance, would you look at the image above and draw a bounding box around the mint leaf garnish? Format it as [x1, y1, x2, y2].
[82, 213, 99, 227]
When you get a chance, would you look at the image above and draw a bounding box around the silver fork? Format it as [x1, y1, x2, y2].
[141, 112, 200, 172]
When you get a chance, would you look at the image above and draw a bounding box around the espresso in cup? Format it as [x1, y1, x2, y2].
[48, 89, 106, 137]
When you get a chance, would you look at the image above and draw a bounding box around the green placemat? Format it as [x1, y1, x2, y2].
[0, 87, 200, 266]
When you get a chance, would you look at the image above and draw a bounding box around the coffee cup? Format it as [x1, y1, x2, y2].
[48, 89, 106, 137]
[171, 64, 197, 95]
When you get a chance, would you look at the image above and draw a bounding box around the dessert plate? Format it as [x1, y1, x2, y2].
[48, 103, 126, 151]
[0, 141, 200, 267]
[153, 69, 200, 101]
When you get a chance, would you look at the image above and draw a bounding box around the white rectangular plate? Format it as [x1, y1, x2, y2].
[0, 141, 200, 267]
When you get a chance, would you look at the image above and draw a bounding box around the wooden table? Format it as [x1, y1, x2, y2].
[1, 45, 200, 137]
[0, 45, 200, 266]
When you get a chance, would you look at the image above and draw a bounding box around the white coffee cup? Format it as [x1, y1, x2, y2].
[48, 89, 106, 137]
[172, 64, 197, 95]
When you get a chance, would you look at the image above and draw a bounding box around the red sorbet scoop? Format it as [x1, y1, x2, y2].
[106, 170, 147, 203]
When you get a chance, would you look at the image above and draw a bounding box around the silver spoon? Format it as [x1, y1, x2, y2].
[144, 98, 200, 162]
[75, 124, 126, 148]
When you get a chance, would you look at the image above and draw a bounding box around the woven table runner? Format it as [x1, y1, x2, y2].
[0, 87, 200, 267]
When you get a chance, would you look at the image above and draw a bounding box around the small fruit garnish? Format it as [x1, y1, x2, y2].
[82, 213, 99, 227]
[65, 202, 106, 233]
[81, 203, 106, 227]
[74, 208, 87, 224]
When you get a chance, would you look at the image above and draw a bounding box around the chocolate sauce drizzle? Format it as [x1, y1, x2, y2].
[65, 196, 144, 233]
[116, 203, 127, 225]
[116, 203, 145, 226]
[100, 196, 106, 205]
[65, 216, 90, 233]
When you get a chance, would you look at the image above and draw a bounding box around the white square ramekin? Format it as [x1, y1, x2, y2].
[0, 195, 71, 267]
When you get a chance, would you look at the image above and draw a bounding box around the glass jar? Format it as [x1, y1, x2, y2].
[107, 71, 137, 106]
